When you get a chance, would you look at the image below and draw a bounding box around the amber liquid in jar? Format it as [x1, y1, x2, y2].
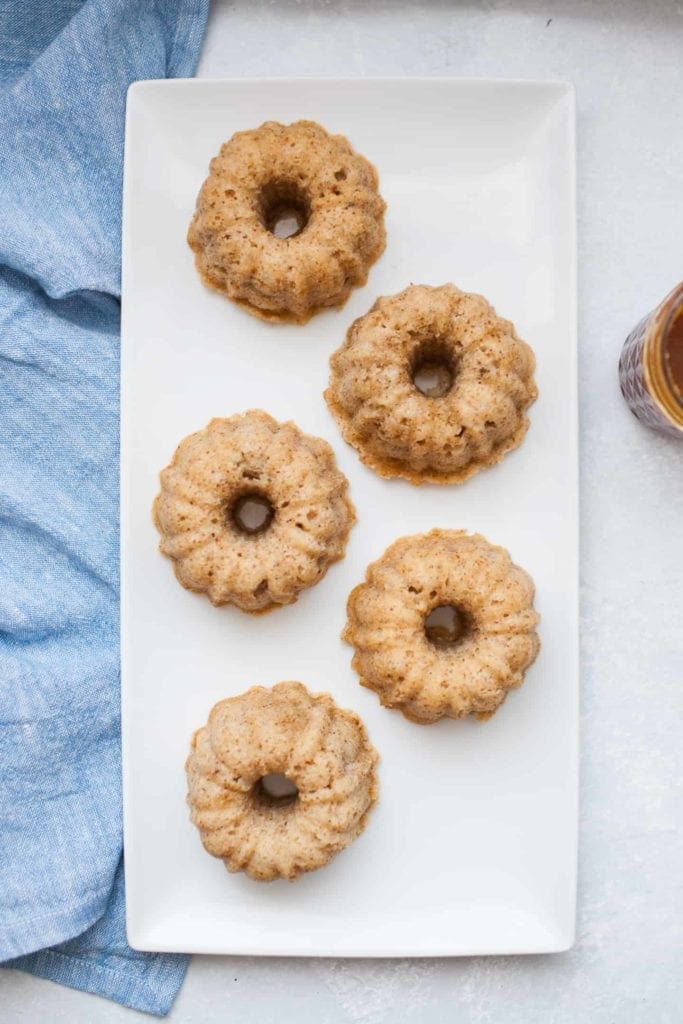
[619, 283, 683, 437]
[665, 306, 683, 406]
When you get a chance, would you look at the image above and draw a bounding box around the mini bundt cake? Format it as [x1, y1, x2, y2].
[186, 681, 379, 881]
[325, 284, 537, 484]
[188, 120, 386, 323]
[344, 530, 540, 723]
[153, 410, 355, 613]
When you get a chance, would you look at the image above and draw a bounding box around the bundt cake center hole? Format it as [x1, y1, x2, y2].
[260, 180, 310, 239]
[424, 604, 471, 647]
[410, 340, 456, 398]
[253, 773, 299, 808]
[230, 492, 275, 535]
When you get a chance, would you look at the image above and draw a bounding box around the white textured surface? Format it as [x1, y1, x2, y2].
[2, 0, 682, 1020]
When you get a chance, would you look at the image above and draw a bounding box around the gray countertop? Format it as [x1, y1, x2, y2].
[3, 1, 682, 1021]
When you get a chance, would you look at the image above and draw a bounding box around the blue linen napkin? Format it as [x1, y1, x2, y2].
[0, 0, 209, 1014]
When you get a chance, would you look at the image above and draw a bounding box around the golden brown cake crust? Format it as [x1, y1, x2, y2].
[344, 530, 540, 723]
[325, 284, 538, 485]
[187, 120, 386, 323]
[186, 681, 379, 881]
[153, 410, 355, 613]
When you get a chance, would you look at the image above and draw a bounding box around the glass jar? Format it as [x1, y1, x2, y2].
[619, 282, 683, 437]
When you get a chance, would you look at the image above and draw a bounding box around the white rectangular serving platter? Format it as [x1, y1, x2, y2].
[121, 78, 578, 956]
